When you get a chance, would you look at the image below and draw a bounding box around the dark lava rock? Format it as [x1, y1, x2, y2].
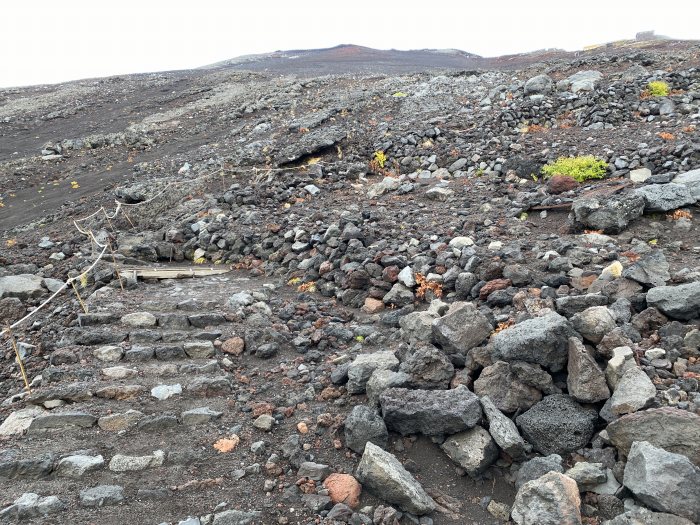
[380, 385, 481, 436]
[516, 394, 597, 456]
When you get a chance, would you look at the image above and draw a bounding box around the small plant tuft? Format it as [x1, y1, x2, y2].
[646, 81, 670, 97]
[541, 156, 608, 183]
[373, 151, 387, 168]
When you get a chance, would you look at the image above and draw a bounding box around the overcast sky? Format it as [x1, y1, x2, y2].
[2, 1, 698, 88]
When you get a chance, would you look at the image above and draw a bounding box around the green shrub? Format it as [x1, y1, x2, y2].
[647, 81, 670, 97]
[541, 156, 608, 183]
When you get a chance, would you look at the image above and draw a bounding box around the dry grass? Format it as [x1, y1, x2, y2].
[415, 272, 443, 300]
[668, 209, 692, 221]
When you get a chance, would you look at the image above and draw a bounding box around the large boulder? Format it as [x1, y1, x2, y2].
[511, 471, 582, 525]
[606, 408, 700, 465]
[431, 302, 492, 353]
[524, 74, 554, 95]
[569, 194, 645, 234]
[440, 426, 499, 476]
[563, 70, 603, 93]
[567, 338, 610, 403]
[516, 395, 597, 456]
[344, 405, 388, 454]
[355, 442, 435, 515]
[0, 275, 45, 300]
[491, 312, 578, 372]
[634, 183, 696, 212]
[474, 361, 542, 413]
[646, 282, 700, 320]
[623, 441, 700, 522]
[380, 385, 481, 436]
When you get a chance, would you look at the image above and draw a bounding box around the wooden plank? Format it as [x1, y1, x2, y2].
[122, 266, 232, 280]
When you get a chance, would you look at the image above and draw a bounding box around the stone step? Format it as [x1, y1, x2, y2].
[78, 311, 230, 330]
[59, 327, 224, 347]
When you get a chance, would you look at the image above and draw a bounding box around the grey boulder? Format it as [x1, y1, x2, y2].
[524, 74, 554, 95]
[646, 281, 700, 320]
[474, 361, 542, 413]
[622, 251, 670, 287]
[515, 454, 564, 489]
[511, 471, 582, 525]
[0, 274, 45, 300]
[0, 492, 65, 520]
[440, 425, 498, 476]
[567, 338, 610, 403]
[380, 385, 481, 436]
[431, 302, 492, 353]
[569, 193, 644, 234]
[673, 168, 700, 199]
[344, 405, 388, 453]
[634, 183, 696, 212]
[606, 407, 700, 465]
[610, 366, 656, 416]
[480, 396, 527, 460]
[346, 351, 399, 394]
[571, 306, 616, 344]
[355, 442, 435, 515]
[623, 441, 700, 522]
[491, 312, 578, 372]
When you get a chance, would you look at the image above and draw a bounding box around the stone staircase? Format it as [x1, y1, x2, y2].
[0, 275, 330, 524]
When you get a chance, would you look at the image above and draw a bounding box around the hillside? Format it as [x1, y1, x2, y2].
[0, 39, 700, 525]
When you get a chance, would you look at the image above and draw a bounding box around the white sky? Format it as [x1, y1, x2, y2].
[1, 1, 699, 88]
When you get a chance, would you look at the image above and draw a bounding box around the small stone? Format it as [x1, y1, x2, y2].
[440, 425, 499, 476]
[355, 442, 435, 515]
[108, 450, 164, 472]
[93, 345, 123, 362]
[253, 414, 275, 431]
[79, 485, 125, 507]
[362, 297, 385, 314]
[344, 405, 388, 453]
[511, 472, 582, 525]
[55, 455, 104, 478]
[324, 473, 362, 508]
[181, 407, 223, 425]
[150, 384, 182, 400]
[222, 337, 245, 356]
[297, 461, 332, 481]
[610, 367, 655, 416]
[121, 312, 157, 327]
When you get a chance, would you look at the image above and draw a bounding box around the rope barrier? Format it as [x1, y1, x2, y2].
[0, 160, 326, 341]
